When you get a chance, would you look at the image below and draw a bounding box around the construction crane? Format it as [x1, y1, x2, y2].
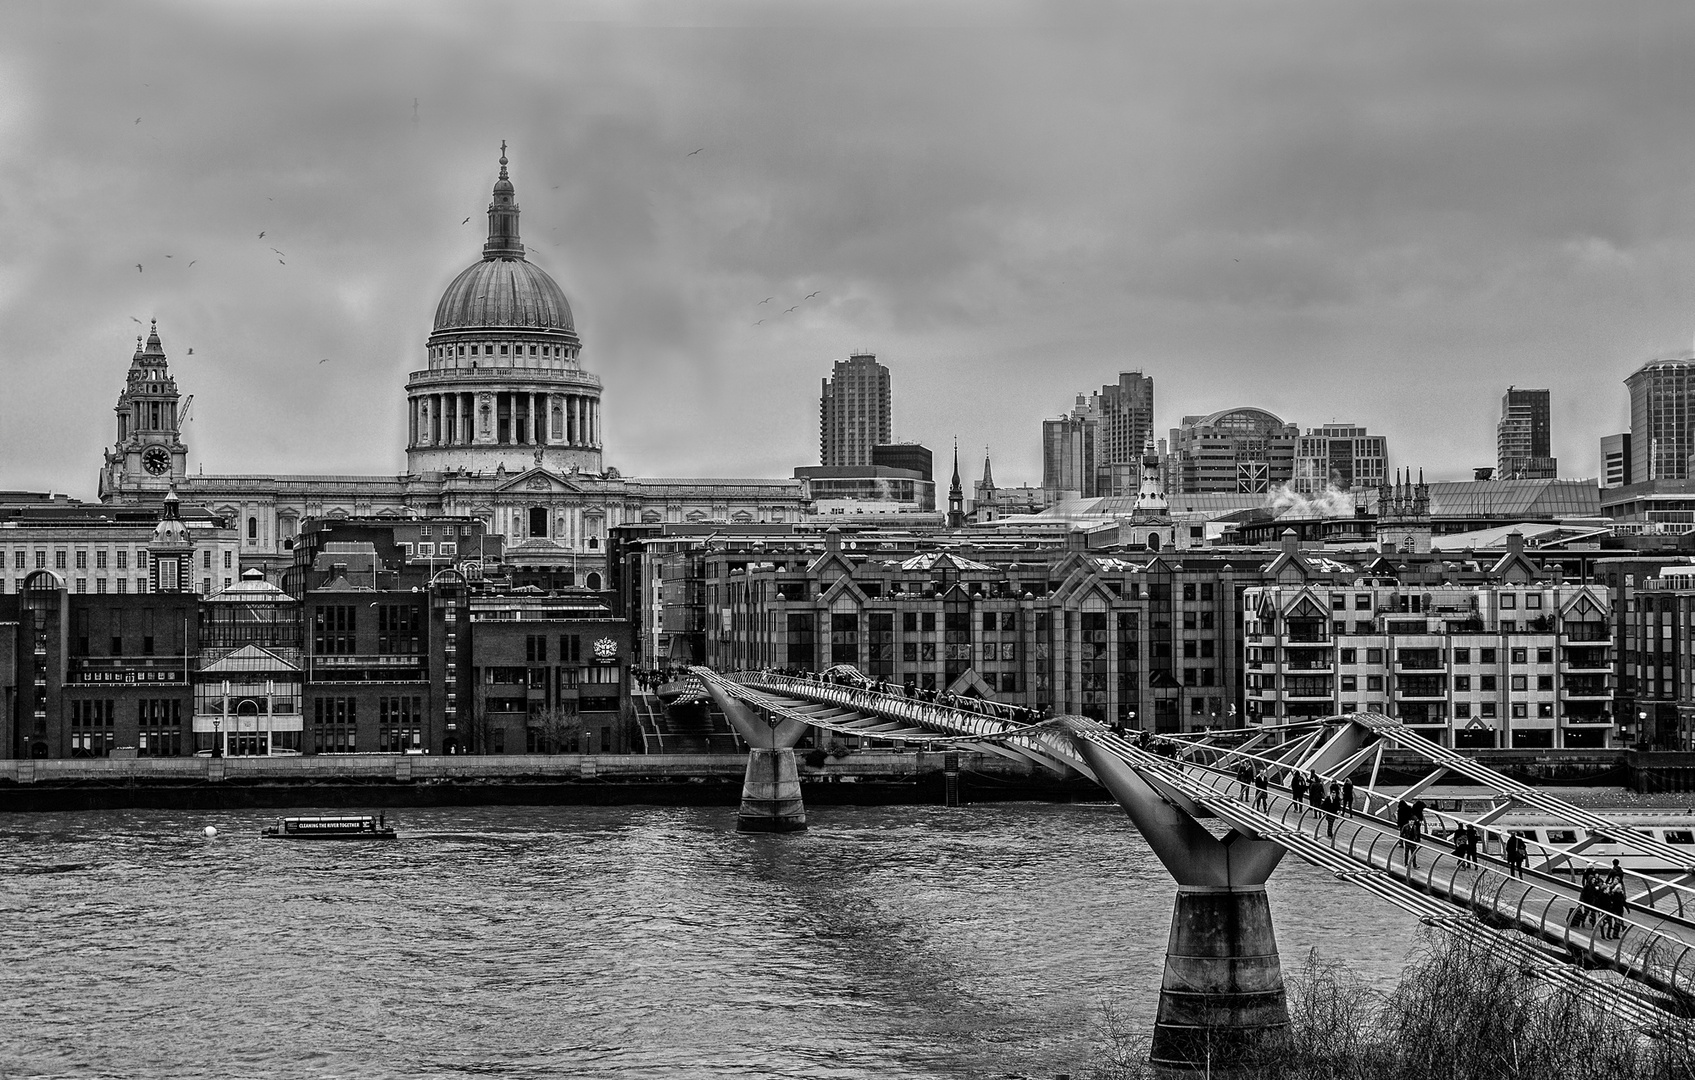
[176, 395, 193, 427]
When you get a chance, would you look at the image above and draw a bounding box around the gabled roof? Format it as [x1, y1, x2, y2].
[898, 551, 996, 573]
[200, 644, 301, 674]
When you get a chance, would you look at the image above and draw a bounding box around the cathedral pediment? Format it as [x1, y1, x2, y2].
[494, 468, 587, 495]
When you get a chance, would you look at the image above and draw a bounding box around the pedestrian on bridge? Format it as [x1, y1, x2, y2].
[1253, 771, 1269, 812]
[1505, 832, 1528, 878]
[1400, 817, 1422, 870]
[1236, 761, 1253, 800]
[1341, 776, 1355, 815]
[1321, 790, 1339, 838]
[1290, 771, 1308, 815]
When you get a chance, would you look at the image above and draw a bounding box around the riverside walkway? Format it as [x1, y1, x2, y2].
[697, 666, 1695, 1042]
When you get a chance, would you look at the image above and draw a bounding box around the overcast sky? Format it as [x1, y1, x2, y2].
[3, 0, 1693, 497]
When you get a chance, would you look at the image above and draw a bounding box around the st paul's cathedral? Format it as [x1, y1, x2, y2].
[97, 150, 804, 584]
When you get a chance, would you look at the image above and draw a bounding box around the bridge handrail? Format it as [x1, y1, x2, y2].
[1159, 721, 1695, 923]
[1100, 731, 1695, 1009]
[722, 670, 1089, 772]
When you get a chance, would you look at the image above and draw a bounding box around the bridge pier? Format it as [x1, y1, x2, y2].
[702, 677, 811, 833]
[1068, 730, 1290, 1075]
[1150, 885, 1287, 1073]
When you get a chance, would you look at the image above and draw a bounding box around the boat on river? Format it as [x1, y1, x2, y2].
[261, 815, 397, 840]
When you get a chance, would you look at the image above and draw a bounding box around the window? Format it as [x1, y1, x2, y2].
[379, 696, 422, 752]
[1511, 675, 1527, 691]
[55, 551, 66, 569]
[1354, 594, 1370, 610]
[1340, 675, 1357, 692]
[202, 550, 212, 569]
[1183, 641, 1197, 659]
[117, 551, 127, 570]
[1366, 648, 1383, 664]
[70, 699, 115, 757]
[378, 606, 419, 654]
[1525, 594, 1542, 609]
[559, 635, 582, 663]
[1511, 703, 1528, 719]
[1537, 675, 1553, 691]
[1340, 648, 1357, 664]
[223, 551, 232, 569]
[1536, 648, 1552, 664]
[1480, 675, 1497, 691]
[247, 517, 258, 540]
[1453, 648, 1470, 664]
[1454, 703, 1471, 719]
[1454, 675, 1471, 692]
[314, 606, 357, 654]
[1366, 675, 1383, 691]
[1511, 648, 1527, 664]
[1538, 703, 1554, 718]
[439, 542, 457, 556]
[313, 697, 357, 753]
[526, 634, 548, 662]
[137, 699, 182, 757]
[95, 551, 107, 569]
[1481, 702, 1497, 718]
[1331, 595, 1346, 611]
[1501, 594, 1517, 610]
[75, 551, 87, 570]
[1480, 648, 1496, 664]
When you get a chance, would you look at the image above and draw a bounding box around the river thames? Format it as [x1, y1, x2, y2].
[0, 803, 1418, 1079]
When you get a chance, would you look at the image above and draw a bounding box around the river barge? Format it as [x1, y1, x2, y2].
[261, 815, 397, 840]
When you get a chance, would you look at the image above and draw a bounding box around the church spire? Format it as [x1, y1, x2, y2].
[946, 439, 965, 528]
[981, 447, 995, 491]
[483, 141, 525, 260]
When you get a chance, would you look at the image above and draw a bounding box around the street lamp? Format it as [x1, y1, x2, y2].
[212, 716, 222, 757]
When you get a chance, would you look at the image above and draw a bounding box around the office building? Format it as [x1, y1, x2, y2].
[1290, 424, 1389, 495]
[1167, 408, 1299, 494]
[819, 353, 892, 468]
[1497, 386, 1556, 480]
[1601, 433, 1632, 489]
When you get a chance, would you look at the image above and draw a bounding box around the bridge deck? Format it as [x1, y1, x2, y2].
[696, 668, 1695, 1032]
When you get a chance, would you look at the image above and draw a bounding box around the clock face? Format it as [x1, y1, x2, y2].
[143, 446, 172, 476]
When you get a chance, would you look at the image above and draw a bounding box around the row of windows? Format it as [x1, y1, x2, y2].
[399, 542, 458, 557]
[1331, 646, 1559, 665]
[12, 550, 151, 570]
[432, 342, 569, 360]
[1322, 592, 1549, 612]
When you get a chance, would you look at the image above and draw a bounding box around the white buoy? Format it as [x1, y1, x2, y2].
[203, 826, 217, 838]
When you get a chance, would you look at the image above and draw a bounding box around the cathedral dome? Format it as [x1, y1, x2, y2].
[433, 258, 574, 333]
[431, 147, 574, 334]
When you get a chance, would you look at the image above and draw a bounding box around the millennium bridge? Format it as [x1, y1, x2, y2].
[670, 665, 1695, 1073]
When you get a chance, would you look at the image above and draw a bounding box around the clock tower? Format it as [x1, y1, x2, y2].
[99, 320, 188, 503]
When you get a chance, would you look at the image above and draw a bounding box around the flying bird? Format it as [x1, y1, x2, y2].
[753, 319, 765, 326]
[258, 231, 265, 239]
[758, 297, 773, 305]
[271, 248, 285, 256]
[278, 259, 285, 265]
[135, 263, 142, 273]
[130, 316, 142, 325]
[319, 358, 330, 364]
[188, 260, 197, 267]
[463, 217, 471, 225]
[687, 148, 703, 156]
[134, 117, 141, 125]
[165, 254, 173, 259]
[186, 348, 193, 355]
[805, 291, 820, 299]
[784, 306, 798, 314]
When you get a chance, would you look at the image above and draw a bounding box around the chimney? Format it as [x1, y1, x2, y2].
[1281, 527, 1299, 555]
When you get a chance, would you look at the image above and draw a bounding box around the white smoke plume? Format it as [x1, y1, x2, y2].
[1266, 483, 1357, 517]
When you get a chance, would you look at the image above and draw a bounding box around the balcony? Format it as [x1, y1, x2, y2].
[1284, 635, 1331, 647]
[1560, 680, 1611, 701]
[1559, 659, 1611, 674]
[68, 656, 192, 686]
[1562, 624, 1611, 643]
[1283, 659, 1333, 673]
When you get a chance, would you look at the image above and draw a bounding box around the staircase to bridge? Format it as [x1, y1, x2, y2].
[683, 665, 1695, 1072]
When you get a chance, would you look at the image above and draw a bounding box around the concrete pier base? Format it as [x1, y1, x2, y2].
[1149, 885, 1288, 1074]
[737, 747, 807, 833]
